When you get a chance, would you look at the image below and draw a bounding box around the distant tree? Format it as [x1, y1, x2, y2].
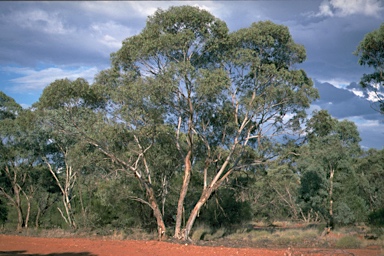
[356, 148, 384, 212]
[35, 78, 111, 229]
[297, 110, 363, 231]
[0, 97, 43, 230]
[0, 91, 22, 120]
[355, 23, 384, 113]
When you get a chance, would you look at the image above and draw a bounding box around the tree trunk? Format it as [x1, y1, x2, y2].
[183, 187, 213, 240]
[25, 197, 30, 229]
[35, 207, 41, 229]
[14, 187, 24, 231]
[145, 182, 166, 240]
[174, 151, 192, 239]
[45, 159, 77, 229]
[328, 168, 335, 231]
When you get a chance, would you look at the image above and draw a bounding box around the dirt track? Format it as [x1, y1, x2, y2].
[0, 235, 382, 256]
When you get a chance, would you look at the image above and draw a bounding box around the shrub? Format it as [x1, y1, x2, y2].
[335, 236, 362, 249]
[368, 208, 384, 227]
[198, 188, 252, 228]
[191, 225, 212, 241]
[0, 199, 8, 226]
[204, 227, 226, 240]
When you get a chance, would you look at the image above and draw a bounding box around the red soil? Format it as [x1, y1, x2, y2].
[0, 234, 381, 256]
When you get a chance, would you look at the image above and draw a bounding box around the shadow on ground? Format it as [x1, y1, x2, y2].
[0, 251, 96, 256]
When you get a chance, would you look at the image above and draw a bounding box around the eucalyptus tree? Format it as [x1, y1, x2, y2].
[0, 93, 44, 230]
[297, 110, 362, 230]
[355, 23, 384, 113]
[35, 78, 107, 229]
[109, 6, 318, 240]
[356, 148, 384, 212]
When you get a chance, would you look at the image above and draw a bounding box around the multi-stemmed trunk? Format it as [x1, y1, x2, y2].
[45, 159, 77, 229]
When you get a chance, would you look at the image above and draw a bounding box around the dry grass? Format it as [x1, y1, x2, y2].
[334, 235, 362, 248]
[2, 222, 383, 250]
[225, 226, 320, 247]
[191, 225, 212, 241]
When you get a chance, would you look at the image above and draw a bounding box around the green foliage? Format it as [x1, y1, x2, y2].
[356, 149, 384, 212]
[0, 199, 7, 225]
[355, 23, 384, 113]
[35, 78, 105, 110]
[90, 176, 156, 231]
[298, 170, 326, 218]
[0, 91, 22, 120]
[368, 208, 384, 227]
[198, 188, 252, 228]
[297, 110, 362, 225]
[335, 236, 362, 249]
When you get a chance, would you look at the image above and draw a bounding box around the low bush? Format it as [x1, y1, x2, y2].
[335, 236, 362, 249]
[191, 225, 212, 241]
[368, 208, 384, 227]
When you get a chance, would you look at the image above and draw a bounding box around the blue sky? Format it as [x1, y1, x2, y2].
[0, 1, 383, 149]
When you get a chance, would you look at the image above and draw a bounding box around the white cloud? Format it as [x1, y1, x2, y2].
[79, 1, 159, 20]
[100, 35, 121, 49]
[315, 0, 384, 18]
[90, 21, 133, 50]
[367, 90, 384, 102]
[350, 89, 364, 97]
[7, 9, 75, 34]
[3, 66, 99, 91]
[317, 78, 351, 89]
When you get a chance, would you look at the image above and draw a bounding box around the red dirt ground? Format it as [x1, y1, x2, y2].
[0, 234, 382, 256]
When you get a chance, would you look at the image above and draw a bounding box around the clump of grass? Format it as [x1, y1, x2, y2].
[204, 227, 226, 241]
[191, 225, 212, 241]
[226, 227, 321, 247]
[110, 230, 127, 240]
[247, 230, 272, 241]
[335, 236, 362, 249]
[38, 228, 75, 238]
[124, 228, 156, 240]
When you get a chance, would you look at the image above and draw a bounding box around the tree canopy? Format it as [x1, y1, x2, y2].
[355, 23, 384, 113]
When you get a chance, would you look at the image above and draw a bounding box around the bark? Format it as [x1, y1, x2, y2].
[139, 179, 166, 240]
[183, 187, 212, 240]
[328, 168, 335, 230]
[175, 84, 194, 239]
[35, 207, 41, 229]
[0, 185, 24, 231]
[14, 187, 24, 231]
[44, 159, 77, 229]
[2, 166, 26, 231]
[183, 166, 234, 240]
[174, 150, 192, 239]
[21, 189, 31, 229]
[150, 191, 167, 240]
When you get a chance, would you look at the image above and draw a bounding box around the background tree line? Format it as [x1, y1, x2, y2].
[0, 6, 383, 240]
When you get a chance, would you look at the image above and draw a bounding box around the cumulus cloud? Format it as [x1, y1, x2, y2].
[2, 66, 98, 91]
[79, 1, 164, 21]
[90, 21, 133, 50]
[315, 0, 383, 18]
[6, 9, 75, 35]
[318, 78, 352, 89]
